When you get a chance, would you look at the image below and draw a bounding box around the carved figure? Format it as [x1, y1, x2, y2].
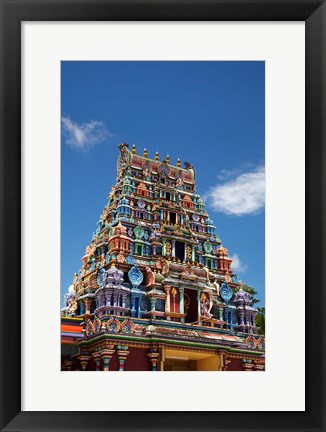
[156, 257, 170, 275]
[90, 257, 96, 270]
[97, 267, 106, 288]
[145, 266, 156, 287]
[68, 298, 78, 316]
[180, 263, 196, 281]
[143, 166, 150, 178]
[224, 271, 232, 283]
[117, 251, 125, 263]
[105, 251, 111, 264]
[200, 294, 212, 318]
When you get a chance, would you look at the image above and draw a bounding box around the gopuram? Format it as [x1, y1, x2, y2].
[61, 143, 265, 371]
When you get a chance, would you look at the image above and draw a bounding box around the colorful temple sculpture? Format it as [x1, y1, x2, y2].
[61, 143, 265, 371]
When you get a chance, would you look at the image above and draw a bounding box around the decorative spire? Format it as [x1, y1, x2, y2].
[132, 144, 136, 154]
[166, 154, 170, 164]
[143, 148, 148, 157]
[155, 151, 159, 161]
[176, 158, 181, 167]
[217, 243, 228, 256]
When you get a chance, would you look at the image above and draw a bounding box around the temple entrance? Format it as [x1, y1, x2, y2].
[175, 241, 184, 261]
[163, 349, 221, 371]
[184, 288, 198, 324]
[164, 358, 196, 371]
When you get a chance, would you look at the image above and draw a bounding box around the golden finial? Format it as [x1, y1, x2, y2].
[166, 154, 170, 164]
[176, 158, 181, 167]
[155, 151, 159, 161]
[143, 148, 148, 157]
[132, 144, 136, 154]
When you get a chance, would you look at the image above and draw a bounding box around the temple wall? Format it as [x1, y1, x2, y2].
[124, 348, 152, 371]
[227, 358, 243, 371]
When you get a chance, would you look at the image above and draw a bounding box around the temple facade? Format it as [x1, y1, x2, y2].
[61, 143, 265, 371]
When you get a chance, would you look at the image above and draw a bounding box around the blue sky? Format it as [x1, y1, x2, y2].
[61, 61, 265, 306]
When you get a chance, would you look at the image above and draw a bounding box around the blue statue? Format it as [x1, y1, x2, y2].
[105, 252, 111, 264]
[97, 267, 106, 288]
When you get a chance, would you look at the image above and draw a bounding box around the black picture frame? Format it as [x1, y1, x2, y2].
[0, 0, 325, 431]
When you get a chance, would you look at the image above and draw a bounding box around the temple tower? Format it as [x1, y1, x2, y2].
[61, 143, 264, 371]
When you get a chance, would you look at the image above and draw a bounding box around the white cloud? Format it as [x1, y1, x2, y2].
[205, 165, 265, 216]
[230, 253, 247, 273]
[216, 163, 255, 181]
[61, 116, 109, 151]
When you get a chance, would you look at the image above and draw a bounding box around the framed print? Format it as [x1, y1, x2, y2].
[1, 0, 325, 431]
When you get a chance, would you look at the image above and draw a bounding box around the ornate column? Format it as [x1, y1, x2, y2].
[191, 245, 196, 262]
[116, 345, 129, 371]
[239, 311, 245, 326]
[254, 362, 265, 371]
[162, 238, 166, 256]
[218, 306, 224, 322]
[78, 354, 91, 371]
[100, 345, 115, 371]
[172, 240, 176, 257]
[179, 287, 185, 323]
[197, 290, 202, 324]
[183, 243, 187, 262]
[229, 310, 234, 331]
[245, 312, 250, 326]
[171, 287, 177, 313]
[164, 286, 171, 320]
[92, 352, 102, 371]
[219, 351, 231, 371]
[242, 359, 254, 371]
[224, 358, 232, 371]
[147, 349, 160, 371]
[218, 354, 224, 371]
[122, 294, 126, 309]
[149, 297, 157, 320]
[225, 308, 232, 329]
